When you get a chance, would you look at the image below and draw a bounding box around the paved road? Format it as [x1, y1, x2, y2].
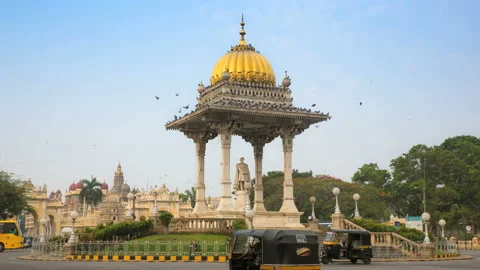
[1, 249, 479, 270]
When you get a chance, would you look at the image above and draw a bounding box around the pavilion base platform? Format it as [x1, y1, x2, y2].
[190, 210, 306, 230]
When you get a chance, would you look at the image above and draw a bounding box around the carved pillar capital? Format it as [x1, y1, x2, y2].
[280, 125, 305, 138]
[242, 135, 275, 159]
[184, 131, 218, 143]
[208, 121, 244, 134]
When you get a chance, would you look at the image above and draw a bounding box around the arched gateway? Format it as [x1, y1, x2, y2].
[165, 16, 331, 229]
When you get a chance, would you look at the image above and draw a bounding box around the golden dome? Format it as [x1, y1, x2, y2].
[210, 15, 276, 86]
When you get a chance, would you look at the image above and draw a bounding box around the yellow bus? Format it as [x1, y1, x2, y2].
[0, 220, 24, 252]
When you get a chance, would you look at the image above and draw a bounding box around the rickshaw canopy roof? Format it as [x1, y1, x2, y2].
[233, 229, 316, 242]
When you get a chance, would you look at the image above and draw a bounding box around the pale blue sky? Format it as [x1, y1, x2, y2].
[1, 0, 479, 197]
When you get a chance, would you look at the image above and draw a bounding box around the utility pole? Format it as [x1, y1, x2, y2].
[423, 157, 427, 213]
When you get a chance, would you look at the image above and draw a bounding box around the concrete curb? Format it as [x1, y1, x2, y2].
[65, 255, 228, 263]
[373, 255, 472, 262]
[17, 255, 66, 261]
[18, 255, 473, 263]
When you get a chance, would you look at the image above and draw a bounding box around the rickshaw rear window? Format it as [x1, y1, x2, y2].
[233, 236, 248, 253]
[325, 232, 336, 241]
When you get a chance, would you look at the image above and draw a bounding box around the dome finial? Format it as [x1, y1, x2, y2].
[239, 13, 247, 45]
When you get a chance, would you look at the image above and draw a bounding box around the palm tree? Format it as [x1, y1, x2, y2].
[79, 176, 103, 217]
[185, 186, 196, 208]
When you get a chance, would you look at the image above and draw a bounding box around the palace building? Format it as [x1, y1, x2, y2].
[23, 163, 193, 237]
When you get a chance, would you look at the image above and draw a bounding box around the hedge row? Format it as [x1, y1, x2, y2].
[351, 218, 429, 242]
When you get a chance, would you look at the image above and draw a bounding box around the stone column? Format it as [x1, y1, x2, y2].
[279, 126, 303, 213]
[185, 131, 217, 215]
[210, 121, 241, 212]
[243, 135, 274, 212]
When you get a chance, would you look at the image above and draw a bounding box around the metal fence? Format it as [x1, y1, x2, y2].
[30, 238, 68, 257]
[75, 240, 229, 256]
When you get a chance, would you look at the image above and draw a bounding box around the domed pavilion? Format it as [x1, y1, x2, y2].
[165, 15, 331, 228]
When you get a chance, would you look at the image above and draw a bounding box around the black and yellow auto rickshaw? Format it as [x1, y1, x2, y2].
[229, 229, 321, 270]
[321, 229, 373, 265]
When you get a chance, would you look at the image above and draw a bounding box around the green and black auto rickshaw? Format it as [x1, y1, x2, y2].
[321, 229, 373, 265]
[229, 229, 321, 270]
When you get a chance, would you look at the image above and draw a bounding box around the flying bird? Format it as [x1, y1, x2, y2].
[311, 104, 316, 107]
[183, 105, 189, 110]
[175, 93, 179, 96]
[178, 109, 182, 113]
[359, 102, 363, 106]
[315, 125, 319, 128]
[155, 96, 159, 100]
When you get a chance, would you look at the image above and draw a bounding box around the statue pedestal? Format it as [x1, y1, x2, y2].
[235, 191, 247, 212]
[252, 211, 305, 229]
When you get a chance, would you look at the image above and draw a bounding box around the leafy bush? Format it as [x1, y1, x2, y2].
[233, 219, 248, 230]
[158, 212, 174, 236]
[351, 218, 428, 242]
[94, 220, 153, 241]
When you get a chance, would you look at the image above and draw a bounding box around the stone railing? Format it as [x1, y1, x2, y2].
[159, 218, 238, 233]
[457, 240, 480, 250]
[74, 240, 229, 256]
[343, 219, 367, 231]
[60, 217, 98, 228]
[371, 232, 422, 257]
[435, 241, 460, 254]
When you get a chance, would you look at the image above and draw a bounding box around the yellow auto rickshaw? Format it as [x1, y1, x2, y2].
[321, 229, 373, 265]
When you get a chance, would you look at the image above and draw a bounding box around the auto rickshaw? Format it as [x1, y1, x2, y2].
[229, 229, 321, 270]
[321, 229, 373, 265]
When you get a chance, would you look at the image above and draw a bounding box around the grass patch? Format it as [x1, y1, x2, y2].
[133, 233, 228, 242]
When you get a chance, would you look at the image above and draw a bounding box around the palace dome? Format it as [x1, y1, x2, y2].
[121, 183, 131, 193]
[69, 182, 76, 191]
[101, 181, 109, 190]
[75, 180, 83, 190]
[209, 15, 276, 86]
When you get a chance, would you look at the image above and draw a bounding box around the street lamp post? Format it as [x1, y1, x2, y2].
[332, 187, 341, 214]
[309, 196, 316, 220]
[152, 186, 162, 214]
[127, 192, 137, 220]
[421, 212, 431, 243]
[127, 192, 134, 217]
[353, 193, 361, 218]
[459, 219, 464, 242]
[439, 219, 446, 240]
[245, 209, 255, 230]
[68, 211, 79, 243]
[40, 218, 47, 242]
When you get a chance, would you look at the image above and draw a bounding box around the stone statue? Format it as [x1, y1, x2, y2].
[234, 157, 251, 191]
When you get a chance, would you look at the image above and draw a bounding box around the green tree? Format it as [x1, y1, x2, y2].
[351, 163, 391, 189]
[157, 211, 174, 236]
[185, 186, 196, 208]
[386, 135, 480, 234]
[178, 193, 189, 203]
[262, 171, 389, 222]
[0, 171, 28, 220]
[79, 176, 104, 213]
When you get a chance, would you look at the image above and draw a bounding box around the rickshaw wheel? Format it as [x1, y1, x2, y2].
[321, 256, 330, 264]
[350, 259, 358, 264]
[363, 256, 372, 265]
